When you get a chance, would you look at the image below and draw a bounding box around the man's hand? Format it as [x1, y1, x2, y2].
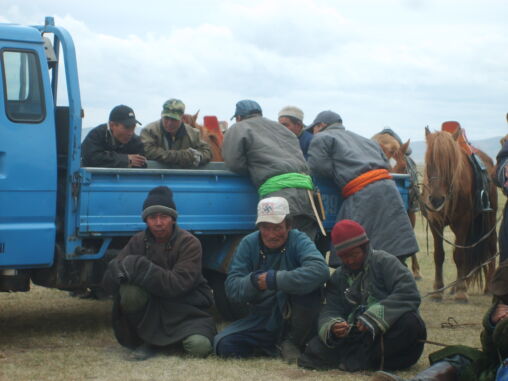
[492, 302, 508, 324]
[187, 148, 202, 167]
[128, 154, 147, 168]
[355, 320, 368, 332]
[257, 272, 268, 290]
[331, 321, 350, 338]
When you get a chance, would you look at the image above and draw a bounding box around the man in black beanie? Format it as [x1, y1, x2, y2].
[103, 186, 216, 360]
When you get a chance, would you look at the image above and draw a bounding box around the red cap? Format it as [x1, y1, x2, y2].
[331, 220, 369, 255]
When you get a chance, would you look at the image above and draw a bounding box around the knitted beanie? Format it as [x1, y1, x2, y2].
[141, 186, 178, 221]
[331, 220, 369, 255]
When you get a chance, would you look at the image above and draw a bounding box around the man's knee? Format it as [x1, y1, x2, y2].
[119, 284, 149, 313]
[182, 334, 212, 358]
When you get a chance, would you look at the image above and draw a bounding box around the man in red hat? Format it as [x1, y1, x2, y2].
[298, 219, 426, 372]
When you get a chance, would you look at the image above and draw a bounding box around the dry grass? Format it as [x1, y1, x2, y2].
[0, 209, 500, 381]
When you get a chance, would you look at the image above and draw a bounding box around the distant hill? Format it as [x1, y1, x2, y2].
[410, 136, 502, 164]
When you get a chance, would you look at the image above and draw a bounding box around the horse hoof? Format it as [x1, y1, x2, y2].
[413, 273, 422, 281]
[430, 293, 443, 302]
[454, 293, 469, 303]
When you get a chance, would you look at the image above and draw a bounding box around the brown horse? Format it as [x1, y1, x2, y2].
[182, 111, 224, 162]
[372, 132, 422, 279]
[422, 126, 497, 302]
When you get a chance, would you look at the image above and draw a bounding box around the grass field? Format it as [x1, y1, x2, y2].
[0, 210, 499, 381]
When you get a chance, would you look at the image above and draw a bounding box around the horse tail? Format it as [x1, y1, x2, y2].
[464, 211, 493, 290]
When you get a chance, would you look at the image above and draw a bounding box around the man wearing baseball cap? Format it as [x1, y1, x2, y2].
[307, 111, 419, 267]
[298, 219, 426, 372]
[223, 100, 321, 242]
[214, 197, 329, 363]
[141, 98, 212, 168]
[278, 106, 313, 158]
[81, 104, 146, 168]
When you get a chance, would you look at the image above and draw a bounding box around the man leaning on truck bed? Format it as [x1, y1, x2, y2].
[140, 99, 212, 168]
[81, 105, 147, 168]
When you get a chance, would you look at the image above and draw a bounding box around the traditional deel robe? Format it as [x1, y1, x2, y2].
[213, 229, 330, 351]
[222, 116, 315, 223]
[495, 140, 508, 262]
[304, 247, 424, 371]
[81, 123, 145, 168]
[141, 120, 212, 168]
[428, 297, 508, 381]
[103, 226, 216, 348]
[318, 247, 421, 342]
[307, 124, 419, 258]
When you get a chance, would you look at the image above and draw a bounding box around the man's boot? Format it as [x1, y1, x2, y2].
[370, 360, 457, 381]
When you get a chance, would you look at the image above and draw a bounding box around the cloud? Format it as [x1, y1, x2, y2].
[2, 0, 508, 142]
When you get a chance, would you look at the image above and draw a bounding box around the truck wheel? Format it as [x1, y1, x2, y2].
[205, 271, 248, 321]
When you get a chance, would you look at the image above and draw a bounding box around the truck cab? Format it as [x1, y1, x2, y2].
[0, 21, 58, 289]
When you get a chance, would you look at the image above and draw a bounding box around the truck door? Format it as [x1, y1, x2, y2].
[0, 45, 57, 268]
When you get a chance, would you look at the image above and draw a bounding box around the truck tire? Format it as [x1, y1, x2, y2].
[205, 270, 248, 321]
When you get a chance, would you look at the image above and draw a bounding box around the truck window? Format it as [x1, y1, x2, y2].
[1, 50, 45, 123]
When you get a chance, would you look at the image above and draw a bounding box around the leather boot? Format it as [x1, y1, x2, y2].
[371, 360, 457, 381]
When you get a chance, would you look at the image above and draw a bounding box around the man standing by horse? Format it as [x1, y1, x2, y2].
[222, 99, 321, 242]
[141, 99, 212, 168]
[307, 111, 419, 265]
[495, 113, 508, 263]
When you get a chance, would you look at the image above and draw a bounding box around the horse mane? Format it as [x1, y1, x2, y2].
[424, 130, 466, 200]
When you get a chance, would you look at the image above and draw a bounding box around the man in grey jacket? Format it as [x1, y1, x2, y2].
[141, 99, 212, 168]
[222, 99, 320, 241]
[298, 220, 426, 371]
[307, 111, 419, 265]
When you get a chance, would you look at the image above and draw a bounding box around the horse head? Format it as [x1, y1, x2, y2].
[391, 139, 411, 174]
[424, 127, 463, 211]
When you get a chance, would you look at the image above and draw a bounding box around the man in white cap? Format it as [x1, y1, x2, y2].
[278, 106, 313, 158]
[214, 196, 329, 363]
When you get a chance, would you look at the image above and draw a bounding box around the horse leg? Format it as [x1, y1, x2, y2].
[408, 211, 422, 280]
[430, 222, 445, 301]
[452, 227, 469, 303]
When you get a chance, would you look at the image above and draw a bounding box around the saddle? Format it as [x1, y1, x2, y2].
[441, 121, 492, 213]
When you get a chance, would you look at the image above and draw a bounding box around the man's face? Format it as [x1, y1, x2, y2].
[162, 117, 181, 135]
[278, 116, 302, 136]
[146, 213, 174, 242]
[313, 123, 327, 134]
[258, 221, 290, 249]
[337, 246, 366, 271]
[110, 122, 135, 144]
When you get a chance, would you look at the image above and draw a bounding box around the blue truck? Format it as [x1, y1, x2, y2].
[0, 17, 410, 318]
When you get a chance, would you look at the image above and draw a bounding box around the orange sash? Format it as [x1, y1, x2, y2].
[342, 169, 392, 198]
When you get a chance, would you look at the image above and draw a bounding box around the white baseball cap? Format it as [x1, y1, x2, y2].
[256, 197, 290, 225]
[278, 105, 304, 122]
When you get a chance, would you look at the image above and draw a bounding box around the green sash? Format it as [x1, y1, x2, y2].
[258, 173, 314, 198]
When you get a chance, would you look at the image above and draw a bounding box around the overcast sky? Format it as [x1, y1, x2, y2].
[3, 0, 508, 142]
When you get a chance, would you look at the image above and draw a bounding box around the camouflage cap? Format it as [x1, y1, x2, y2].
[161, 99, 185, 121]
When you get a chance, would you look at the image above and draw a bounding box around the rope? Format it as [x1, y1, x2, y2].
[440, 317, 480, 329]
[421, 251, 499, 298]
